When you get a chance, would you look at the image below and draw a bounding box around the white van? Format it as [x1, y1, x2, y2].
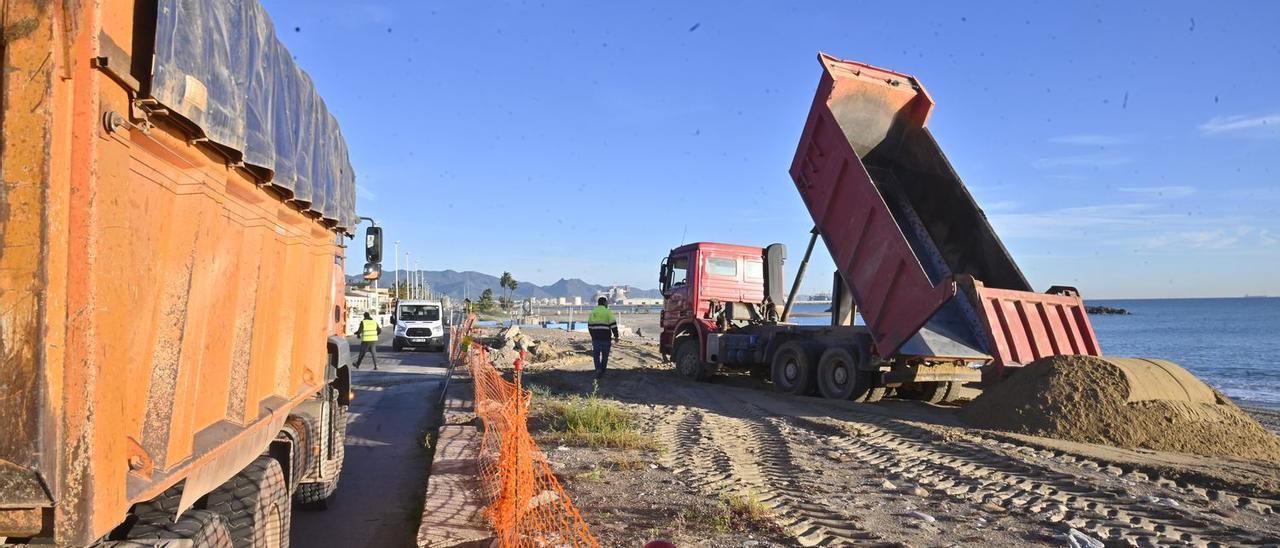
[391, 299, 445, 351]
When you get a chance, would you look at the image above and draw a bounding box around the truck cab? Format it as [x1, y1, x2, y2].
[659, 242, 770, 351]
[658, 242, 795, 373]
[392, 299, 446, 352]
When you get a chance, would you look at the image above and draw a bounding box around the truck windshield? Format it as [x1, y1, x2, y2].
[399, 305, 440, 321]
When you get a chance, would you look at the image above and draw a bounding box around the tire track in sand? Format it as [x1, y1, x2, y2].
[657, 382, 878, 546]
[742, 393, 1275, 547]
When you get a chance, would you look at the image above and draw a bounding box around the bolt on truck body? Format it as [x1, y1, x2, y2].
[0, 0, 383, 544]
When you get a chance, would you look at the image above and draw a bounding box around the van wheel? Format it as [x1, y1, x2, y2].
[771, 341, 816, 396]
[674, 338, 711, 382]
[392, 339, 403, 352]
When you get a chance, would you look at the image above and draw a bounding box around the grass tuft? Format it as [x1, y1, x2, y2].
[531, 390, 661, 451]
[668, 490, 780, 534]
[715, 491, 777, 532]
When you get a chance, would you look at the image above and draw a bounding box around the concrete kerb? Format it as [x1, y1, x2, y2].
[416, 366, 493, 547]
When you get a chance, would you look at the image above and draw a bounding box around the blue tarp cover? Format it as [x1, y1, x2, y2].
[151, 0, 357, 231]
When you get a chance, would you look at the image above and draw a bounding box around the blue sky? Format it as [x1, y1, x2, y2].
[263, 1, 1280, 299]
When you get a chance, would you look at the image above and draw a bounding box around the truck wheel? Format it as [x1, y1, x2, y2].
[771, 341, 816, 396]
[905, 381, 950, 404]
[126, 509, 233, 547]
[392, 339, 403, 352]
[674, 338, 711, 382]
[295, 391, 348, 510]
[206, 456, 290, 548]
[857, 381, 888, 403]
[941, 381, 964, 403]
[816, 347, 860, 400]
[817, 346, 883, 401]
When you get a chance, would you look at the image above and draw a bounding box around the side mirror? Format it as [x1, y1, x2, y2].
[362, 262, 381, 280]
[390, 315, 397, 325]
[658, 258, 670, 290]
[365, 226, 383, 263]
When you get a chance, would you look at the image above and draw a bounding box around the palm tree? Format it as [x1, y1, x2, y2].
[499, 272, 513, 302]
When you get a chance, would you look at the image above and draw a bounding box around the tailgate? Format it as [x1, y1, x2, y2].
[962, 277, 1102, 376]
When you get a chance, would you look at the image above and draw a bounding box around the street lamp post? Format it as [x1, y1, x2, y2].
[394, 240, 400, 300]
[405, 251, 412, 299]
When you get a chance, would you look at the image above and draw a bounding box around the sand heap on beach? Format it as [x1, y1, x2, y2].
[962, 355, 1280, 462]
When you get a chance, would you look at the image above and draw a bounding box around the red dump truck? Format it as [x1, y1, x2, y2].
[1, 1, 382, 545]
[658, 53, 1103, 402]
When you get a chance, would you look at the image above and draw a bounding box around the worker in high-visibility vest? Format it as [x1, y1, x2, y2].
[587, 297, 620, 379]
[353, 312, 382, 370]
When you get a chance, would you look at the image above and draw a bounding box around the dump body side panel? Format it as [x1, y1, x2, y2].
[0, 0, 66, 526]
[789, 56, 956, 356]
[0, 1, 353, 543]
[791, 53, 1102, 366]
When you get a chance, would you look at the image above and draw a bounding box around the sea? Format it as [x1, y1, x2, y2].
[790, 298, 1280, 410]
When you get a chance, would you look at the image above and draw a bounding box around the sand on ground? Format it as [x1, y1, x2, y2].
[484, 328, 1280, 547]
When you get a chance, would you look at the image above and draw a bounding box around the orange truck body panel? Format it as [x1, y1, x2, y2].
[0, 1, 348, 543]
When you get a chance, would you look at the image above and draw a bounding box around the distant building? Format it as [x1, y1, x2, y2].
[345, 293, 372, 314]
[620, 298, 663, 306]
[349, 286, 392, 314]
[595, 286, 630, 305]
[571, 296, 582, 306]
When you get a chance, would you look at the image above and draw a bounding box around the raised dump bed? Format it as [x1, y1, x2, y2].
[788, 53, 1101, 377]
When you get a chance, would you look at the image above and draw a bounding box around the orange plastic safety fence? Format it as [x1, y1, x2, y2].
[454, 317, 599, 547]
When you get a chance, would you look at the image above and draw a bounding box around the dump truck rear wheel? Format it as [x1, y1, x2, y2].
[296, 389, 348, 510]
[125, 509, 233, 547]
[206, 456, 290, 548]
[772, 341, 816, 396]
[817, 347, 859, 400]
[906, 381, 952, 404]
[674, 337, 711, 382]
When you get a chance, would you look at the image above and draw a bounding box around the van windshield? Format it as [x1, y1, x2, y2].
[399, 305, 440, 322]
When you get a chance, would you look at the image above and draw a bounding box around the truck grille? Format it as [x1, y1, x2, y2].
[406, 327, 432, 337]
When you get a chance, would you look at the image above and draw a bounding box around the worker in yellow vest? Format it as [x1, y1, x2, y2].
[587, 297, 620, 379]
[353, 312, 382, 370]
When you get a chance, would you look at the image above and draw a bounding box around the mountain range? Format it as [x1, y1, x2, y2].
[348, 269, 661, 302]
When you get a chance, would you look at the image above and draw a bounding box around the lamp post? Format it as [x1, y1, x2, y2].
[394, 240, 400, 300]
[405, 251, 411, 299]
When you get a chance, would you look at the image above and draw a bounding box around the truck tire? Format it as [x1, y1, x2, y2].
[674, 337, 712, 382]
[817, 346, 882, 401]
[771, 341, 816, 396]
[126, 509, 233, 547]
[905, 381, 951, 404]
[941, 380, 964, 403]
[392, 339, 403, 351]
[854, 379, 888, 403]
[295, 390, 348, 510]
[816, 347, 859, 400]
[206, 456, 290, 548]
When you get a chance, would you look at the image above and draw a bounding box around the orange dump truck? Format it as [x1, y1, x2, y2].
[1, 1, 383, 545]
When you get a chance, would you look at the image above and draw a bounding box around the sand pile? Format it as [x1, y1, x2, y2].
[962, 355, 1280, 462]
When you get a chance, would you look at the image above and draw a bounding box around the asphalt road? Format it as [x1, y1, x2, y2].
[291, 331, 448, 548]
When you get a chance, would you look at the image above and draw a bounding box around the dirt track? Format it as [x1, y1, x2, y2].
[512, 330, 1280, 547]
